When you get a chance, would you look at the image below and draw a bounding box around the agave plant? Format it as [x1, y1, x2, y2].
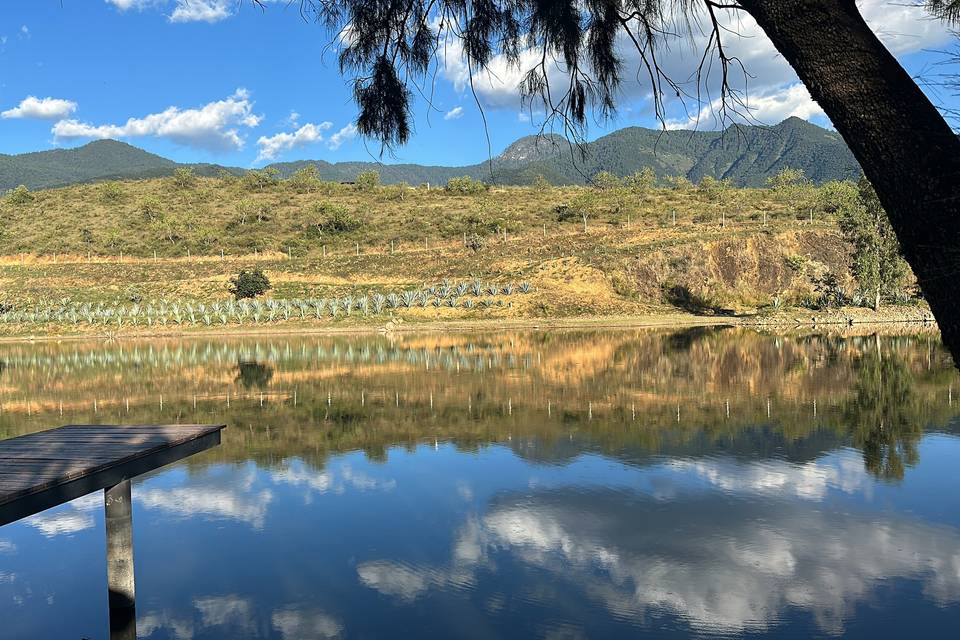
[328, 299, 340, 317]
[372, 293, 386, 314]
[518, 281, 532, 293]
[432, 296, 443, 308]
[342, 294, 355, 316]
[438, 282, 452, 298]
[503, 283, 514, 295]
[401, 290, 418, 308]
[356, 295, 370, 315]
[447, 296, 459, 308]
[464, 299, 475, 309]
[471, 279, 483, 296]
[386, 293, 400, 309]
[487, 284, 500, 296]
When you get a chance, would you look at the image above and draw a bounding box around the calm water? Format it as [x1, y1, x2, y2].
[2, 328, 960, 639]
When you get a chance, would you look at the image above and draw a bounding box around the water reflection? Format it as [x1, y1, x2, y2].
[1, 328, 959, 638]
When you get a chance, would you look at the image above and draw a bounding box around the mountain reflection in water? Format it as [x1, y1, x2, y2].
[1, 327, 959, 639]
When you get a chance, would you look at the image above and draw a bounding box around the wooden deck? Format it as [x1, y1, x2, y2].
[0, 423, 225, 526]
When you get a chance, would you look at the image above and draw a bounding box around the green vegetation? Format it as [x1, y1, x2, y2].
[838, 177, 909, 310]
[229, 268, 272, 300]
[0, 166, 921, 335]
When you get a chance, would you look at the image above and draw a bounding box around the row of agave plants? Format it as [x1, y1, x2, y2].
[0, 280, 534, 327]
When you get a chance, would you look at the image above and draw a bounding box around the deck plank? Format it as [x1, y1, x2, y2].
[0, 423, 225, 526]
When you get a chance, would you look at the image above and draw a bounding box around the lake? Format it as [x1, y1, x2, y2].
[2, 327, 960, 639]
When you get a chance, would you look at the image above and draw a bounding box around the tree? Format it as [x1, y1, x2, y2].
[7, 185, 33, 206]
[626, 168, 656, 200]
[288, 164, 322, 193]
[838, 177, 909, 311]
[169, 167, 196, 190]
[229, 268, 272, 300]
[592, 171, 621, 191]
[271, 0, 960, 363]
[243, 168, 280, 192]
[356, 170, 380, 190]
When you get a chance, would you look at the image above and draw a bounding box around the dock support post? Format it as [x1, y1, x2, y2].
[105, 479, 136, 639]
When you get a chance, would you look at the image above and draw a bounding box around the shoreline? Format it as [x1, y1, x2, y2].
[0, 309, 940, 345]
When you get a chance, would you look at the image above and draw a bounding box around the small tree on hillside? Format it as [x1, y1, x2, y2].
[626, 167, 656, 210]
[243, 168, 280, 192]
[356, 170, 380, 191]
[838, 177, 909, 311]
[170, 167, 196, 190]
[532, 174, 550, 192]
[592, 171, 621, 191]
[229, 268, 271, 300]
[7, 185, 33, 206]
[288, 165, 322, 193]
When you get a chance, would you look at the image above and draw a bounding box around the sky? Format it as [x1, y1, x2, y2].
[0, 0, 956, 167]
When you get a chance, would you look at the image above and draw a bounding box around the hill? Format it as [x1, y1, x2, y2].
[0, 118, 859, 191]
[0, 139, 243, 191]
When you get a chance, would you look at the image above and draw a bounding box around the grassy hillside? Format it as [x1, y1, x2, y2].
[0, 168, 928, 336]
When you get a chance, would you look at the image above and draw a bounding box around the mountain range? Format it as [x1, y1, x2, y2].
[0, 117, 860, 192]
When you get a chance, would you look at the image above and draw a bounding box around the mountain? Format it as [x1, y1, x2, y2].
[268, 118, 859, 187]
[0, 139, 244, 191]
[0, 118, 860, 192]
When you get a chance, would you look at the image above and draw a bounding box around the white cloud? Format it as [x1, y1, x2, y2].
[51, 88, 261, 152]
[255, 121, 332, 161]
[444, 106, 464, 121]
[327, 123, 357, 150]
[170, 0, 233, 23]
[359, 477, 960, 635]
[19, 25, 29, 38]
[272, 607, 343, 639]
[105, 0, 160, 10]
[2, 96, 78, 120]
[666, 83, 826, 130]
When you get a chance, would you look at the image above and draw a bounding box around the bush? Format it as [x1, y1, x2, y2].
[229, 268, 271, 300]
[466, 233, 485, 252]
[169, 167, 196, 190]
[243, 168, 280, 192]
[445, 176, 488, 194]
[592, 171, 621, 190]
[288, 165, 322, 193]
[316, 202, 362, 233]
[7, 185, 33, 206]
[356, 170, 380, 191]
[139, 196, 164, 222]
[99, 181, 125, 204]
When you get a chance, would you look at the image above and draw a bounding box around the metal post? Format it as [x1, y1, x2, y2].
[105, 480, 136, 639]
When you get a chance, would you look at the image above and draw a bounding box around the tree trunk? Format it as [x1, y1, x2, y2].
[741, 0, 960, 364]
[874, 286, 881, 313]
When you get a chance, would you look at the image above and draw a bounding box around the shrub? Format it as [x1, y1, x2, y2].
[139, 196, 164, 222]
[316, 202, 362, 233]
[445, 176, 488, 194]
[532, 174, 551, 192]
[592, 171, 621, 190]
[170, 167, 196, 190]
[236, 199, 271, 225]
[7, 185, 33, 206]
[243, 168, 280, 192]
[99, 181, 125, 203]
[229, 268, 272, 300]
[288, 165, 322, 193]
[466, 233, 485, 252]
[356, 170, 380, 191]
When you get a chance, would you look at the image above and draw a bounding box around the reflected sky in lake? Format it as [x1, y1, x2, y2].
[1, 328, 960, 638]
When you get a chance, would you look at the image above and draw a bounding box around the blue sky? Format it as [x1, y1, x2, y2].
[0, 1, 955, 167]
